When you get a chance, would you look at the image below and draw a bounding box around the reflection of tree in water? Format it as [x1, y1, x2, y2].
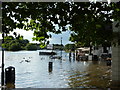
[67, 61, 111, 88]
[86, 61, 111, 88]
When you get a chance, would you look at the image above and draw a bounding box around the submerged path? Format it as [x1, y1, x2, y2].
[0, 50, 111, 88]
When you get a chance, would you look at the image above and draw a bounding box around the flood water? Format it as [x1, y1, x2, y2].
[0, 50, 111, 88]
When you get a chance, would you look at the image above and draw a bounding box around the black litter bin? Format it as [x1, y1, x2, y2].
[93, 55, 98, 61]
[106, 60, 111, 66]
[5, 66, 15, 85]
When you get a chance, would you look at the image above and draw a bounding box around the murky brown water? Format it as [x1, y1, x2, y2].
[67, 61, 111, 88]
[0, 50, 111, 88]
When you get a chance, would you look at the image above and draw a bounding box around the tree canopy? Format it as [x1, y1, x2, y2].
[2, 33, 30, 51]
[2, 2, 120, 46]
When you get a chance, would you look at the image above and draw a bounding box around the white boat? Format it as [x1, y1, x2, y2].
[76, 47, 90, 61]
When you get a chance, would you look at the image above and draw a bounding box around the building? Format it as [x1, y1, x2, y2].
[47, 44, 53, 50]
[47, 44, 64, 50]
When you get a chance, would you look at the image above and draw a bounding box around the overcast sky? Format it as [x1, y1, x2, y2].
[0, 29, 73, 45]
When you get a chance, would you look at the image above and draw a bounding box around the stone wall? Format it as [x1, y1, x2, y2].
[111, 21, 120, 87]
[112, 46, 120, 87]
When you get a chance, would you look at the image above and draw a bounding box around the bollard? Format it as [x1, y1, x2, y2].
[5, 66, 15, 88]
[69, 52, 71, 61]
[69, 52, 71, 58]
[73, 53, 75, 61]
[93, 55, 98, 61]
[48, 62, 53, 72]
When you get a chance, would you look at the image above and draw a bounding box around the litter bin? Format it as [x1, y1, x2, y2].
[106, 60, 111, 66]
[93, 55, 98, 61]
[5, 66, 15, 88]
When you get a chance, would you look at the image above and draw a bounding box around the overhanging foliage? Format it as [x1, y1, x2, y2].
[2, 2, 120, 46]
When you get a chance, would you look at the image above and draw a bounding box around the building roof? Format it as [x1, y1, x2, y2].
[77, 47, 90, 51]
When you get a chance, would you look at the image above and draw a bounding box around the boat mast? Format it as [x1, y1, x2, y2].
[1, 32, 5, 86]
[61, 37, 62, 59]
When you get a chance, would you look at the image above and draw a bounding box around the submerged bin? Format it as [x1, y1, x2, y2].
[5, 66, 15, 88]
[93, 55, 98, 60]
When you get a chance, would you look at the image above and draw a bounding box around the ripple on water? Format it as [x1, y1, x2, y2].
[2, 51, 111, 88]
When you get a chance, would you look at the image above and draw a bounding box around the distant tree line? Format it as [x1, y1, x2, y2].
[53, 44, 64, 50]
[64, 44, 76, 51]
[2, 32, 38, 51]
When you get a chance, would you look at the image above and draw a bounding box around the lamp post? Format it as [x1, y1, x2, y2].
[61, 37, 62, 59]
[1, 32, 5, 86]
[0, 1, 4, 86]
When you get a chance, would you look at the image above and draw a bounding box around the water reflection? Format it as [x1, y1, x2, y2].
[48, 62, 53, 73]
[0, 50, 111, 88]
[67, 61, 111, 88]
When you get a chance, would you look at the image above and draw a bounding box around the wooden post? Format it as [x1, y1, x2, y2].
[60, 37, 62, 60]
[69, 51, 71, 61]
[75, 50, 79, 61]
[48, 62, 53, 72]
[73, 52, 75, 61]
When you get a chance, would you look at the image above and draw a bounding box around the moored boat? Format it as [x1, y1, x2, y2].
[39, 51, 56, 55]
[50, 55, 62, 59]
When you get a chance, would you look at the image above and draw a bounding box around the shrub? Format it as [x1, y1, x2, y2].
[9, 42, 22, 51]
[25, 43, 37, 50]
